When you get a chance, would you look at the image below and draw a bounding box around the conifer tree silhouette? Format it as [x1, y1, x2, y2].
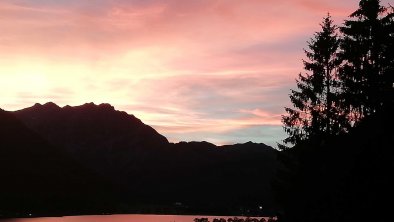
[281, 15, 343, 148]
[340, 0, 394, 122]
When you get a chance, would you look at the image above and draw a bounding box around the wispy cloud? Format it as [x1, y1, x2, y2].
[1, 0, 383, 146]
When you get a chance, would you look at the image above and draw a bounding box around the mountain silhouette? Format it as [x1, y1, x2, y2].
[0, 109, 114, 217]
[1, 102, 279, 216]
[14, 102, 169, 180]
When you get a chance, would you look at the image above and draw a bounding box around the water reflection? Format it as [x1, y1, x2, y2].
[0, 214, 267, 222]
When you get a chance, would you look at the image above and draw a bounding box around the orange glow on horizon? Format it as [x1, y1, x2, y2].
[1, 0, 384, 146]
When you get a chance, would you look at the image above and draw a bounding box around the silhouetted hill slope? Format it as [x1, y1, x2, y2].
[145, 141, 278, 210]
[14, 102, 169, 179]
[11, 102, 279, 215]
[275, 108, 394, 222]
[0, 109, 114, 217]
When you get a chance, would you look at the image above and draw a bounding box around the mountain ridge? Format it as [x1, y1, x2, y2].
[14, 102, 274, 149]
[0, 109, 115, 216]
[1, 102, 279, 216]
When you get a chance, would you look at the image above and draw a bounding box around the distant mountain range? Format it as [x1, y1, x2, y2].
[0, 102, 279, 217]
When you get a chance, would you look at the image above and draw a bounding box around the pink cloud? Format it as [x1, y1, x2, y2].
[0, 0, 355, 58]
[0, 0, 378, 146]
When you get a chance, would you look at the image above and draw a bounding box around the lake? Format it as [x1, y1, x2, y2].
[0, 214, 269, 222]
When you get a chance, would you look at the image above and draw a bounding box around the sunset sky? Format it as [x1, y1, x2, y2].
[0, 0, 390, 146]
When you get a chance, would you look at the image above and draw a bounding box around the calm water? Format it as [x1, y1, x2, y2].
[0, 214, 267, 222]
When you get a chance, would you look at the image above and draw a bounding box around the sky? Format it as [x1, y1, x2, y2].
[0, 0, 390, 147]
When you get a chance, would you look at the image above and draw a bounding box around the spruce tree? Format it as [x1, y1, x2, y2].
[340, 0, 394, 122]
[281, 15, 343, 148]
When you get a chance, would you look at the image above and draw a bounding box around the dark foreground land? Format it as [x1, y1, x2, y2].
[275, 107, 394, 222]
[1, 103, 392, 221]
[0, 103, 278, 218]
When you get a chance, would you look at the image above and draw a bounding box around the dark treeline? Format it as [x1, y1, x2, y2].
[281, 0, 394, 148]
[276, 0, 393, 221]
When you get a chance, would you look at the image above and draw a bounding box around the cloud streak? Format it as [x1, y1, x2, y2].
[1, 0, 387, 146]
